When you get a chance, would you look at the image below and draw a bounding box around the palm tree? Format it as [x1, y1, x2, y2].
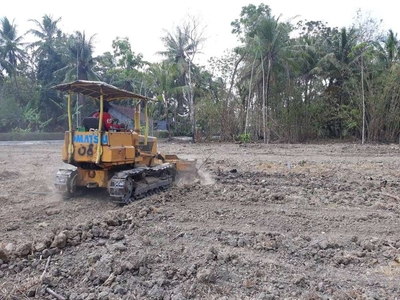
[236, 5, 292, 143]
[53, 31, 98, 83]
[374, 29, 399, 70]
[319, 27, 359, 138]
[158, 19, 205, 141]
[292, 21, 332, 140]
[147, 61, 178, 139]
[158, 26, 196, 114]
[364, 29, 400, 142]
[27, 15, 67, 130]
[28, 14, 62, 61]
[0, 17, 27, 106]
[0, 17, 26, 78]
[55, 31, 99, 125]
[59, 31, 99, 81]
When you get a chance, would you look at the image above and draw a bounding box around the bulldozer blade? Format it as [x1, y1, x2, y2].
[163, 155, 196, 171]
[163, 154, 198, 182]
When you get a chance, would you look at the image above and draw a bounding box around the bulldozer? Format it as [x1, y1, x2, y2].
[53, 80, 197, 204]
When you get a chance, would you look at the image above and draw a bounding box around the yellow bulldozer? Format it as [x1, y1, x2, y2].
[53, 80, 196, 204]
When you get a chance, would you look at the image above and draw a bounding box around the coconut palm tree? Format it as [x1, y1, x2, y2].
[26, 15, 67, 130]
[0, 17, 26, 78]
[54, 31, 99, 125]
[158, 19, 205, 142]
[158, 25, 198, 115]
[234, 4, 293, 143]
[28, 14, 62, 61]
[58, 31, 99, 81]
[147, 61, 178, 139]
[318, 27, 359, 138]
[364, 29, 400, 142]
[0, 16, 27, 110]
[374, 29, 400, 70]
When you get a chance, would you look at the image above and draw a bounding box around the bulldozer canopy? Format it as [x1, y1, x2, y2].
[52, 80, 148, 102]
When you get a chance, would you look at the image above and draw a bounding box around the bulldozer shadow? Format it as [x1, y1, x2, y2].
[61, 187, 111, 203]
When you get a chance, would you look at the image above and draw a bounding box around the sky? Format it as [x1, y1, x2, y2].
[3, 0, 400, 64]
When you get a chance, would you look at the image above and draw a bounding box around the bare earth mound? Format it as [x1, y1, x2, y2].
[1, 141, 400, 299]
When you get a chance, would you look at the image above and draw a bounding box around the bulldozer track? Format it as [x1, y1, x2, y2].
[108, 163, 176, 205]
[54, 164, 176, 205]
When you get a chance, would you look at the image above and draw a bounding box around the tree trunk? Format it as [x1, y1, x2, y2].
[265, 57, 272, 144]
[245, 56, 257, 135]
[186, 59, 196, 143]
[361, 53, 366, 144]
[261, 53, 266, 143]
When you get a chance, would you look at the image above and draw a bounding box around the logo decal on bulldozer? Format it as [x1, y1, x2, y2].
[73, 134, 108, 144]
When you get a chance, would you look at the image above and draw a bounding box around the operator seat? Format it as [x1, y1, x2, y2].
[82, 117, 106, 131]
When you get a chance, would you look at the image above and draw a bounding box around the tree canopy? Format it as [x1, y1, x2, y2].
[1, 4, 400, 144]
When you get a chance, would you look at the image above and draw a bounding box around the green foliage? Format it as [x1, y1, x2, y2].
[0, 17, 26, 77]
[231, 4, 272, 41]
[170, 115, 192, 137]
[0, 93, 22, 131]
[112, 37, 144, 70]
[238, 133, 251, 143]
[153, 130, 169, 139]
[53, 31, 99, 82]
[0, 77, 35, 132]
[298, 160, 307, 167]
[23, 108, 52, 132]
[1, 11, 400, 144]
[11, 126, 30, 133]
[196, 97, 222, 139]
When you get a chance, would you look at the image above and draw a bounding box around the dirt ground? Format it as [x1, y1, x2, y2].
[1, 140, 400, 299]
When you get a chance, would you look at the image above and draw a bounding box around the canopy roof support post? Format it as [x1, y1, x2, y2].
[96, 92, 104, 164]
[144, 101, 148, 145]
[67, 91, 74, 163]
[134, 102, 141, 134]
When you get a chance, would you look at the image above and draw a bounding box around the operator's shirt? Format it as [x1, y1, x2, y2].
[93, 111, 123, 131]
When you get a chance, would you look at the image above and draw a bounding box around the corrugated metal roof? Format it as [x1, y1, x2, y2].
[111, 104, 135, 118]
[52, 80, 148, 101]
[110, 104, 150, 122]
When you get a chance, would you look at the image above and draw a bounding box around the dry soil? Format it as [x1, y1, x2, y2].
[1, 140, 400, 299]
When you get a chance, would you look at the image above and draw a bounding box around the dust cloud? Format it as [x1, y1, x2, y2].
[175, 168, 214, 186]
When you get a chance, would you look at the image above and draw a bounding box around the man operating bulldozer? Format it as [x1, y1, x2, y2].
[92, 101, 125, 131]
